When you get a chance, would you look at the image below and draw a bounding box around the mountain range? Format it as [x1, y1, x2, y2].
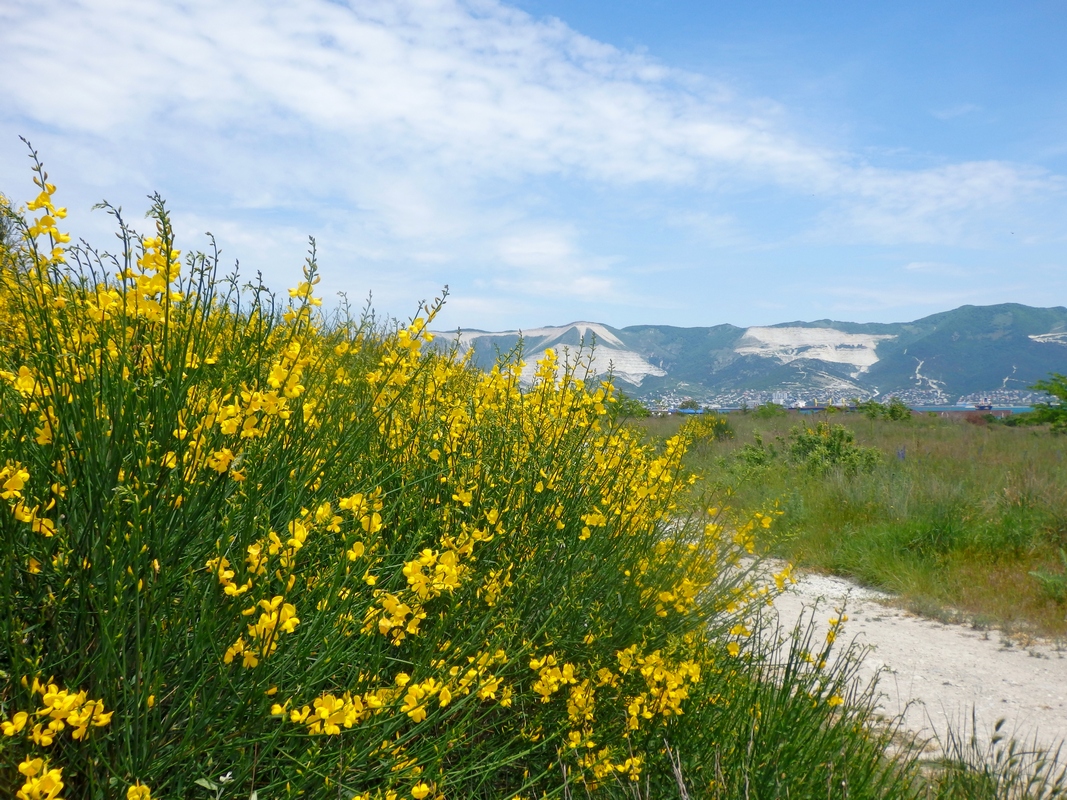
[434, 303, 1067, 405]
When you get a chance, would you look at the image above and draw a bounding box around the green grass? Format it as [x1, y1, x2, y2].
[641, 409, 1067, 638]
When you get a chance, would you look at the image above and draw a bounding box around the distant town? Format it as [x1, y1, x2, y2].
[643, 387, 1052, 412]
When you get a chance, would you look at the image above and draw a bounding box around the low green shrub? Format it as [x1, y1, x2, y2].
[1030, 549, 1067, 605]
[752, 402, 787, 419]
[856, 397, 912, 422]
[673, 407, 1067, 637]
[928, 718, 1067, 800]
[788, 421, 881, 476]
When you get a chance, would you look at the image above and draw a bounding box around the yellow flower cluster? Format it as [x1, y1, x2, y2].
[211, 492, 379, 666]
[825, 612, 849, 645]
[24, 178, 70, 264]
[1, 678, 112, 752]
[351, 781, 438, 800]
[0, 359, 61, 447]
[529, 653, 578, 702]
[615, 645, 701, 730]
[362, 590, 428, 644]
[223, 595, 300, 668]
[1, 457, 59, 540]
[574, 748, 644, 783]
[0, 166, 812, 797]
[15, 757, 65, 800]
[278, 686, 381, 734]
[114, 236, 184, 323]
[402, 549, 462, 601]
[276, 646, 513, 741]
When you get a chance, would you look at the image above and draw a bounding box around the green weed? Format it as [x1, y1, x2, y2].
[645, 409, 1067, 637]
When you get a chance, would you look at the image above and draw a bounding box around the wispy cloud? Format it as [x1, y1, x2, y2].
[818, 271, 1067, 317]
[931, 103, 981, 120]
[488, 225, 621, 300]
[822, 285, 998, 313]
[815, 160, 1059, 246]
[1, 0, 1064, 327]
[901, 261, 976, 277]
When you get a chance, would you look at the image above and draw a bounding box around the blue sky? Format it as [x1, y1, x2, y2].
[2, 0, 1065, 330]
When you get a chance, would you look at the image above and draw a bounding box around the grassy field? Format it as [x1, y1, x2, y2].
[641, 407, 1067, 638]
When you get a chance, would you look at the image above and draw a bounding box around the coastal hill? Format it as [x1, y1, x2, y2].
[434, 303, 1067, 405]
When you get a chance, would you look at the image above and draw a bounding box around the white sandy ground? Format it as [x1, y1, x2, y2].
[764, 561, 1067, 757]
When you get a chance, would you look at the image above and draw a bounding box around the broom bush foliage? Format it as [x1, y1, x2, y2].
[1, 148, 1054, 799]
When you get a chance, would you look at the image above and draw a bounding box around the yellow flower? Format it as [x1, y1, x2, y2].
[2, 711, 28, 736]
[30, 722, 55, 746]
[1, 465, 30, 499]
[17, 756, 64, 800]
[127, 783, 152, 800]
[410, 782, 431, 799]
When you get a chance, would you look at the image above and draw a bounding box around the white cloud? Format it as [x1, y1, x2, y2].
[4, 1, 1054, 221]
[488, 225, 620, 299]
[811, 160, 1061, 246]
[820, 283, 1036, 315]
[900, 261, 978, 278]
[1, 0, 1064, 328]
[932, 103, 981, 121]
[497, 228, 576, 268]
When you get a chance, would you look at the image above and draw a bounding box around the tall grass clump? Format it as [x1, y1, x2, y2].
[927, 718, 1067, 800]
[0, 153, 924, 798]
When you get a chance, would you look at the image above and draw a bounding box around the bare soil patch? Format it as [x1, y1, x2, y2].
[768, 561, 1067, 755]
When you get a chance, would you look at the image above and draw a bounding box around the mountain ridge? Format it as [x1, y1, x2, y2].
[434, 303, 1067, 405]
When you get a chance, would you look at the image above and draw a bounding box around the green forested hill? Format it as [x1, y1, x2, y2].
[441, 303, 1067, 401]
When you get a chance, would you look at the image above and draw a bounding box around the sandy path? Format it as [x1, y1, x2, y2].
[766, 562, 1067, 755]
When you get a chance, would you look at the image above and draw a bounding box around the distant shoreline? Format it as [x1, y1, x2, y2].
[663, 404, 1038, 414]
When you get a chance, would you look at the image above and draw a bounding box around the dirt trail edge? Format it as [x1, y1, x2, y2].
[766, 560, 1067, 755]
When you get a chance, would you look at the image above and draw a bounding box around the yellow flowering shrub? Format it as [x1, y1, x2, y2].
[0, 151, 913, 799]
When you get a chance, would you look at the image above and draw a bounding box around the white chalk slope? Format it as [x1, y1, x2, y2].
[735, 327, 896, 374]
[1030, 332, 1067, 346]
[445, 322, 667, 386]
